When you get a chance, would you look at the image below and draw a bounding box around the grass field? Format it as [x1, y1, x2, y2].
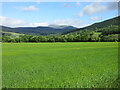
[2, 42, 119, 88]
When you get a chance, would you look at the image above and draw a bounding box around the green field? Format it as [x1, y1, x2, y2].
[2, 42, 119, 88]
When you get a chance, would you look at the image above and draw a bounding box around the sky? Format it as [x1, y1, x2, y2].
[0, 1, 118, 28]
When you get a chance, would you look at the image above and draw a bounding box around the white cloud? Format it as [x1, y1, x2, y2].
[76, 2, 80, 6]
[0, 16, 86, 28]
[78, 12, 83, 17]
[79, 2, 118, 16]
[83, 2, 107, 15]
[35, 0, 41, 5]
[63, 3, 72, 7]
[107, 2, 118, 10]
[2, 0, 120, 2]
[33, 23, 49, 26]
[90, 16, 103, 21]
[20, 5, 38, 11]
[0, 16, 49, 27]
[63, 2, 81, 8]
[0, 16, 30, 27]
[50, 19, 85, 28]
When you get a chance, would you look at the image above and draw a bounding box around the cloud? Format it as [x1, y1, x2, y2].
[20, 5, 38, 11]
[2, 0, 120, 3]
[76, 2, 80, 6]
[33, 23, 49, 26]
[107, 2, 118, 10]
[0, 16, 30, 27]
[78, 12, 83, 17]
[90, 16, 103, 21]
[83, 3, 107, 15]
[35, 0, 41, 5]
[50, 19, 85, 28]
[2, 0, 120, 2]
[63, 2, 81, 8]
[0, 16, 86, 28]
[0, 16, 49, 27]
[78, 2, 118, 16]
[63, 3, 72, 7]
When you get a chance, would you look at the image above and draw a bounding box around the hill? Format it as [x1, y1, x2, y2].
[1, 25, 77, 36]
[63, 16, 119, 34]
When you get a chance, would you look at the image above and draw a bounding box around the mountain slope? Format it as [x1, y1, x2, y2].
[63, 16, 120, 34]
[1, 25, 77, 35]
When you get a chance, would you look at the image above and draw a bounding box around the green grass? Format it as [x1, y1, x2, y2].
[2, 42, 119, 88]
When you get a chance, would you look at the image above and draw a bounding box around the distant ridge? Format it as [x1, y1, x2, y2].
[1, 16, 119, 35]
[1, 25, 77, 35]
[62, 16, 120, 34]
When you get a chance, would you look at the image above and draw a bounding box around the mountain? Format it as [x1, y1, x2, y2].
[1, 16, 119, 36]
[62, 16, 120, 34]
[48, 24, 77, 29]
[1, 25, 77, 35]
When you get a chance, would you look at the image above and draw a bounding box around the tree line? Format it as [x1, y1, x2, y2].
[2, 33, 119, 42]
[2, 25, 120, 42]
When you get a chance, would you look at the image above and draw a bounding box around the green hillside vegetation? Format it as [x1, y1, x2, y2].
[63, 16, 119, 34]
[2, 31, 24, 37]
[1, 25, 77, 35]
[2, 25, 120, 42]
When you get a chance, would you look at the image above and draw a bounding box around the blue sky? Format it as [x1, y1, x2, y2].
[0, 2, 118, 28]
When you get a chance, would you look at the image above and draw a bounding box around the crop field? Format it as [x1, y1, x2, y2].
[2, 42, 119, 88]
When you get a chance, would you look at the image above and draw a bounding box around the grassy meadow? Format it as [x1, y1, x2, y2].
[2, 42, 119, 88]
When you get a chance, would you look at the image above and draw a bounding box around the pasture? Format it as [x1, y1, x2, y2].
[2, 42, 119, 88]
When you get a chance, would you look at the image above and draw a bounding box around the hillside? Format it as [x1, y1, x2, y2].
[63, 16, 120, 34]
[1, 25, 77, 36]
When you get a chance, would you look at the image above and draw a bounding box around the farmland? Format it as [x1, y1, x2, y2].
[2, 42, 119, 88]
